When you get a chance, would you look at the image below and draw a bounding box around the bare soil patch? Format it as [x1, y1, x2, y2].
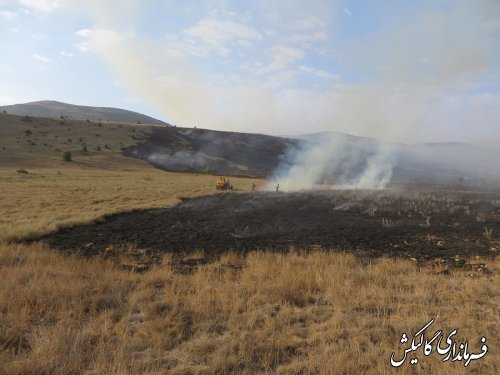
[33, 190, 499, 270]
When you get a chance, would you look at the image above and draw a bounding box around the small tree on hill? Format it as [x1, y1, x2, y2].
[61, 151, 72, 162]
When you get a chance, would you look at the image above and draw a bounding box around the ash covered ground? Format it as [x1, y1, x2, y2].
[35, 190, 499, 270]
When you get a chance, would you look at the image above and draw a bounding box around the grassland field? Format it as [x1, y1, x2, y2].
[0, 114, 498, 374]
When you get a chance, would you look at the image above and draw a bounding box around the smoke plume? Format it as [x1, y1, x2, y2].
[265, 134, 395, 191]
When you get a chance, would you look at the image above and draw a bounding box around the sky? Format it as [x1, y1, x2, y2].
[1, 0, 499, 148]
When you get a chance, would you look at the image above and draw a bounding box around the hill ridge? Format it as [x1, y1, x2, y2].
[0, 100, 169, 126]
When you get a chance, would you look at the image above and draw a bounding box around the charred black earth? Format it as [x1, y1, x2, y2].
[33, 190, 500, 269]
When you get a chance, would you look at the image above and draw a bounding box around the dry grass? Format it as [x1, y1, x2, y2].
[0, 167, 259, 242]
[0, 245, 498, 374]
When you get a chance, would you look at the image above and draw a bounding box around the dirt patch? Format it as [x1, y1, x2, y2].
[32, 190, 499, 270]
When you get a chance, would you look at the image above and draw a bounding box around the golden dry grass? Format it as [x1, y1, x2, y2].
[0, 167, 260, 242]
[0, 245, 498, 374]
[0, 124, 498, 374]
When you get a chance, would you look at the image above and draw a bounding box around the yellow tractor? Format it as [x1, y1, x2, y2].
[216, 176, 233, 190]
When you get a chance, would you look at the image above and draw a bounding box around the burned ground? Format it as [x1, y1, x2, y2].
[123, 126, 297, 177]
[34, 190, 500, 270]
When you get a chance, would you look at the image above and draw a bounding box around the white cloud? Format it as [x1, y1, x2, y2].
[75, 29, 94, 52]
[299, 65, 339, 80]
[259, 45, 305, 73]
[0, 10, 17, 18]
[287, 31, 327, 47]
[32, 53, 52, 63]
[76, 28, 92, 37]
[183, 17, 262, 57]
[60, 50, 74, 57]
[19, 0, 60, 13]
[294, 16, 325, 30]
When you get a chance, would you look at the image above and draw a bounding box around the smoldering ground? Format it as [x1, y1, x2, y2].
[122, 126, 297, 177]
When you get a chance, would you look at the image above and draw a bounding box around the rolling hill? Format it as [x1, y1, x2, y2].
[1, 110, 499, 189]
[0, 100, 169, 126]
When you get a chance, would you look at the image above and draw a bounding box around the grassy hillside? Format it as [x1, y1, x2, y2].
[0, 112, 294, 177]
[0, 112, 157, 169]
[0, 100, 168, 125]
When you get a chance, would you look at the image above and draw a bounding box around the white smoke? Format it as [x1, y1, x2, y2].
[265, 134, 396, 191]
[146, 151, 209, 170]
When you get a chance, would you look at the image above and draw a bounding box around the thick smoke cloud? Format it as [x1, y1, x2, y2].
[265, 134, 395, 191]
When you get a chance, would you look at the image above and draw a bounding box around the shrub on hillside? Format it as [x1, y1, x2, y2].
[61, 151, 72, 162]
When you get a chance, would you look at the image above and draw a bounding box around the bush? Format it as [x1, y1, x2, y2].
[21, 115, 32, 122]
[25, 129, 32, 136]
[82, 144, 88, 153]
[61, 151, 72, 162]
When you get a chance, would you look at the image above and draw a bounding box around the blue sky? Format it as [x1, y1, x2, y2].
[1, 0, 499, 147]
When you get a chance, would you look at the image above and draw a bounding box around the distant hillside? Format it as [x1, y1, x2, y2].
[1, 110, 499, 189]
[0, 112, 156, 169]
[0, 100, 169, 126]
[125, 127, 500, 188]
[123, 127, 297, 178]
